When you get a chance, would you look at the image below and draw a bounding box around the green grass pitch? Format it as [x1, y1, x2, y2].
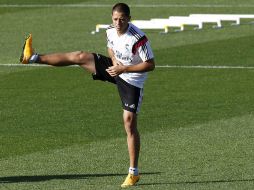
[0, 0, 254, 189]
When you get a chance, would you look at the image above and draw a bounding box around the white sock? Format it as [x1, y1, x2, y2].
[129, 167, 139, 176]
[29, 54, 39, 63]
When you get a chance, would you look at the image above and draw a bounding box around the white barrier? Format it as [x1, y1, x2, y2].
[189, 14, 254, 25]
[168, 16, 203, 30]
[93, 14, 254, 34]
[188, 15, 222, 28]
[95, 24, 110, 32]
[95, 21, 169, 33]
[150, 18, 185, 31]
[131, 20, 169, 33]
[95, 17, 201, 33]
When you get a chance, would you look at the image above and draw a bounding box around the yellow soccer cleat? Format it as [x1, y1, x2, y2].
[20, 34, 33, 64]
[121, 174, 140, 188]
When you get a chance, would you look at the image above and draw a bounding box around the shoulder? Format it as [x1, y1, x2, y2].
[106, 24, 115, 35]
[127, 23, 146, 41]
[128, 23, 145, 36]
[106, 24, 115, 31]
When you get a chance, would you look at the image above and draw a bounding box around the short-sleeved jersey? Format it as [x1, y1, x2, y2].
[106, 23, 154, 88]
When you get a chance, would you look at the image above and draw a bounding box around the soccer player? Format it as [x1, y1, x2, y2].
[20, 3, 155, 188]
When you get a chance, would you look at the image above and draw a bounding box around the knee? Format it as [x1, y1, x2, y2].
[70, 51, 92, 65]
[123, 112, 137, 134]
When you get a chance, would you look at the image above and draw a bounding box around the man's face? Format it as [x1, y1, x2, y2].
[112, 11, 130, 34]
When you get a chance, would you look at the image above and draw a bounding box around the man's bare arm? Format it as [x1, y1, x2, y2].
[107, 48, 119, 66]
[106, 58, 155, 77]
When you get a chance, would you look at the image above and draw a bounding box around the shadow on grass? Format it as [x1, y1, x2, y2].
[0, 172, 160, 184]
[138, 178, 254, 186]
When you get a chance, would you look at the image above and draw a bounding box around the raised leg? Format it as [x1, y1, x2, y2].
[38, 51, 96, 73]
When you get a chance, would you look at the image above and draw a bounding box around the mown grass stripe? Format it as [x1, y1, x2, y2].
[1, 63, 254, 69]
[1, 4, 254, 8]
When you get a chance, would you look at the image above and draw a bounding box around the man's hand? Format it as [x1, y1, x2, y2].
[106, 62, 127, 77]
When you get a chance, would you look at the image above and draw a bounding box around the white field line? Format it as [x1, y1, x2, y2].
[0, 4, 254, 8]
[155, 65, 254, 69]
[1, 63, 254, 69]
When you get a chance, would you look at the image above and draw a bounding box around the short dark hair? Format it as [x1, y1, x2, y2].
[112, 3, 130, 17]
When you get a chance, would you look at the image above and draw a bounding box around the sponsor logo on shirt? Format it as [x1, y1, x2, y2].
[115, 50, 132, 62]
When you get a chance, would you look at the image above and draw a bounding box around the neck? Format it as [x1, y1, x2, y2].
[117, 24, 129, 36]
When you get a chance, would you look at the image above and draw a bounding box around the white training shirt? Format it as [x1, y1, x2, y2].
[106, 23, 154, 88]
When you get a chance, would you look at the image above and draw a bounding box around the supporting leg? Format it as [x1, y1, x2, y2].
[123, 110, 140, 169]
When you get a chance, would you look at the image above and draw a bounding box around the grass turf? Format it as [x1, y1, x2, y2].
[1, 112, 254, 189]
[1, 0, 254, 189]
